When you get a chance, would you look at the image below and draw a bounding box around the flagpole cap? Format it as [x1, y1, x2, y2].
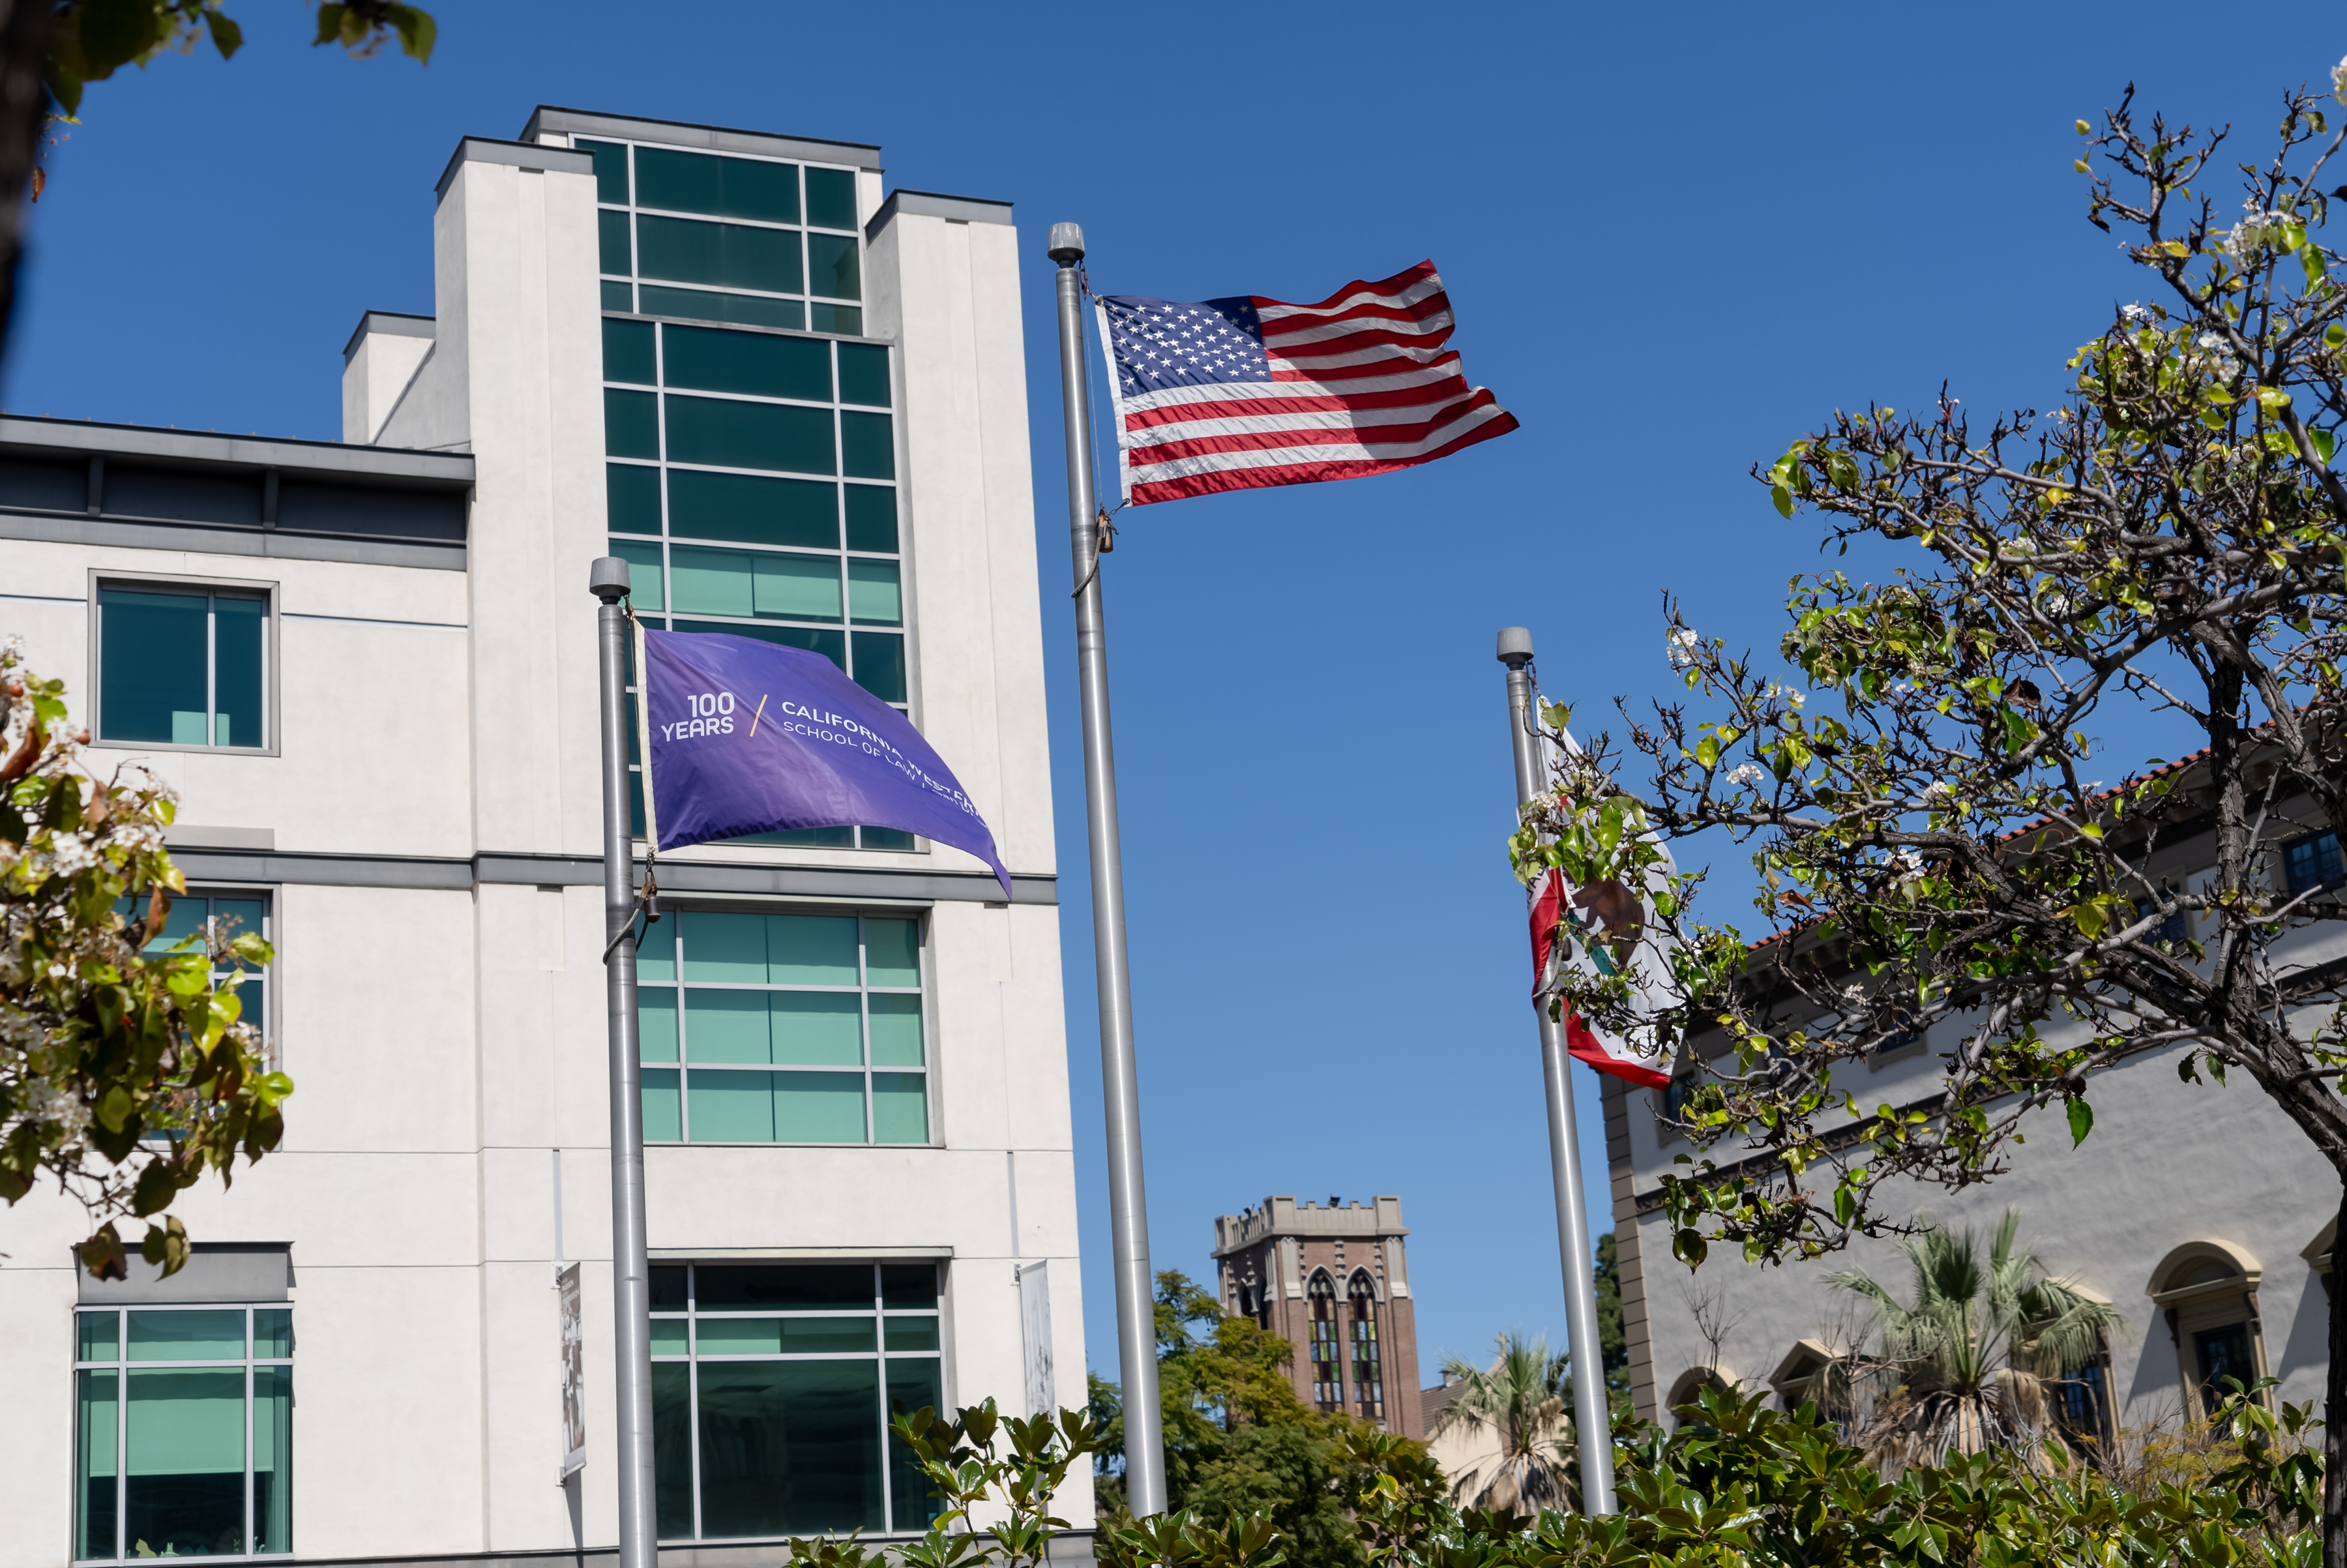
[589, 556, 632, 602]
[1496, 627, 1535, 667]
[1046, 222, 1085, 264]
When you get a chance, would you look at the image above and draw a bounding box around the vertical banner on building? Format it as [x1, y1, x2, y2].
[557, 1263, 586, 1481]
[1018, 1261, 1055, 1417]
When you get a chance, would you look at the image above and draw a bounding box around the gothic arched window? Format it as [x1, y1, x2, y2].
[1306, 1273, 1343, 1410]
[1347, 1273, 1383, 1421]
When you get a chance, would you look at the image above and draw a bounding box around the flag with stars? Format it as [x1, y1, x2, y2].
[1093, 259, 1517, 507]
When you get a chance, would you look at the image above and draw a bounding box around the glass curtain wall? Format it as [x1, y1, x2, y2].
[649, 1262, 945, 1541]
[74, 1307, 292, 1561]
[587, 136, 909, 851]
[638, 910, 929, 1146]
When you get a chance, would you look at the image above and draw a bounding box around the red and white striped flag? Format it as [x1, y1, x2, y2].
[1094, 260, 1517, 507]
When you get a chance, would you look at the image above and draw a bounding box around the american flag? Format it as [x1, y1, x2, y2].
[1093, 259, 1518, 507]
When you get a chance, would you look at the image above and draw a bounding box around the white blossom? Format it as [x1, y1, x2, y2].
[2333, 52, 2347, 100]
[1726, 763, 1767, 788]
[1667, 627, 1702, 670]
[2119, 303, 2151, 323]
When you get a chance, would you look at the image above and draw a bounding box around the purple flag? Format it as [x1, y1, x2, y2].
[636, 627, 1011, 898]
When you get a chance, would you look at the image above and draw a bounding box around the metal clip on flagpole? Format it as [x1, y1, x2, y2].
[1048, 221, 1168, 1518]
[590, 555, 660, 1568]
[1498, 626, 1618, 1516]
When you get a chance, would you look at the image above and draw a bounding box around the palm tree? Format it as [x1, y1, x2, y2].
[1428, 1333, 1577, 1513]
[1825, 1207, 2127, 1466]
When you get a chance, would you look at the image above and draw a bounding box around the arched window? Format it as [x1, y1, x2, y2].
[1665, 1366, 1731, 1428]
[2148, 1241, 2266, 1415]
[1347, 1272, 1383, 1422]
[1766, 1339, 1837, 1413]
[1306, 1273, 1343, 1410]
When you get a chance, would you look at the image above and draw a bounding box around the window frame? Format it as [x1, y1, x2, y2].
[71, 1301, 294, 1565]
[639, 902, 938, 1148]
[123, 885, 277, 1087]
[2281, 829, 2344, 898]
[646, 1258, 949, 1542]
[85, 570, 281, 757]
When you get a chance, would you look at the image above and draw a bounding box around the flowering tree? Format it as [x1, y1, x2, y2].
[1513, 69, 2347, 1556]
[0, 642, 288, 1277]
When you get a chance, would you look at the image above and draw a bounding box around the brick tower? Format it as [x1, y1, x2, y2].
[1211, 1196, 1424, 1438]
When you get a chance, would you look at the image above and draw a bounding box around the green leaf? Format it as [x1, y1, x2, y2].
[206, 11, 244, 59]
[79, 0, 163, 73]
[1696, 736, 1720, 769]
[2303, 246, 2329, 289]
[2067, 1096, 2094, 1147]
[390, 5, 438, 63]
[314, 3, 349, 46]
[1771, 482, 1793, 519]
[2313, 428, 2337, 464]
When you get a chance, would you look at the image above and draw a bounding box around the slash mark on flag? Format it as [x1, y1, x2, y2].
[749, 694, 768, 737]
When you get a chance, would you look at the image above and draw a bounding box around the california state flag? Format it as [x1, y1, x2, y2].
[1524, 720, 1678, 1089]
[1528, 867, 1674, 1088]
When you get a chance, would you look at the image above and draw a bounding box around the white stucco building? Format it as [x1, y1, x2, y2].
[0, 106, 1087, 1567]
[1608, 771, 2344, 1448]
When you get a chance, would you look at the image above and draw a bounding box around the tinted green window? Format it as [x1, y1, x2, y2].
[844, 485, 898, 552]
[700, 1264, 874, 1310]
[608, 463, 662, 534]
[837, 342, 891, 407]
[599, 208, 633, 275]
[638, 214, 802, 294]
[804, 167, 857, 231]
[848, 559, 901, 626]
[872, 1074, 928, 1144]
[602, 278, 636, 312]
[865, 919, 920, 986]
[609, 537, 666, 611]
[606, 389, 660, 458]
[868, 996, 923, 1067]
[662, 324, 830, 401]
[665, 394, 833, 475]
[212, 597, 264, 750]
[698, 1359, 882, 1535]
[97, 587, 265, 748]
[647, 1262, 941, 1539]
[97, 589, 205, 744]
[580, 138, 630, 204]
[808, 303, 863, 336]
[636, 147, 799, 224]
[840, 411, 894, 479]
[603, 317, 657, 385]
[852, 632, 908, 703]
[668, 545, 840, 622]
[639, 285, 804, 331]
[668, 470, 837, 549]
[807, 233, 861, 301]
[80, 1308, 295, 1561]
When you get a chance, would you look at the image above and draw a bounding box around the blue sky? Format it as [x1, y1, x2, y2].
[5, 2, 2323, 1387]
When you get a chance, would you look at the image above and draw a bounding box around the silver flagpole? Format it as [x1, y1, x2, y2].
[1047, 221, 1167, 1516]
[591, 557, 661, 1568]
[1497, 626, 1617, 1516]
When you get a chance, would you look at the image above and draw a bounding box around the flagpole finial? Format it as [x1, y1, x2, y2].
[1046, 222, 1085, 265]
[1496, 626, 1535, 668]
[589, 556, 632, 604]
